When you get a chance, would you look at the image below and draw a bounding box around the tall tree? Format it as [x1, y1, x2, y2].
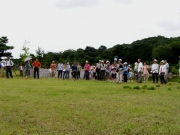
[0, 36, 14, 59]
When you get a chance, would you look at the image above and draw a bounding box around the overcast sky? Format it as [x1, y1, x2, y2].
[0, 0, 180, 58]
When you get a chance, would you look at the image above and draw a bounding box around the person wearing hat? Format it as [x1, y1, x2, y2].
[5, 56, 14, 78]
[123, 62, 128, 83]
[50, 61, 57, 79]
[116, 59, 124, 83]
[32, 58, 41, 79]
[151, 59, 159, 83]
[84, 61, 90, 80]
[127, 65, 133, 82]
[159, 60, 167, 84]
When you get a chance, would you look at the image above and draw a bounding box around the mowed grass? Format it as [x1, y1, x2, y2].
[0, 77, 180, 135]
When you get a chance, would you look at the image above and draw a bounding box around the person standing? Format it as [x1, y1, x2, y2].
[164, 59, 169, 82]
[0, 60, 5, 77]
[159, 60, 167, 84]
[19, 63, 23, 76]
[32, 59, 41, 79]
[57, 61, 63, 79]
[72, 61, 77, 81]
[5, 56, 14, 78]
[25, 60, 31, 79]
[127, 65, 133, 82]
[105, 61, 111, 80]
[151, 59, 159, 83]
[116, 59, 124, 83]
[96, 60, 101, 80]
[137, 58, 143, 83]
[50, 61, 57, 79]
[143, 62, 149, 83]
[100, 60, 106, 81]
[134, 62, 138, 82]
[84, 61, 90, 80]
[63, 62, 67, 79]
[123, 62, 128, 83]
[66, 62, 71, 79]
[77, 62, 82, 79]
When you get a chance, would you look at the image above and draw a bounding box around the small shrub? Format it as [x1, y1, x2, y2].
[133, 86, 141, 90]
[168, 88, 171, 90]
[156, 85, 160, 87]
[141, 85, 148, 89]
[177, 87, 179, 89]
[147, 86, 156, 90]
[123, 86, 132, 89]
[168, 83, 172, 85]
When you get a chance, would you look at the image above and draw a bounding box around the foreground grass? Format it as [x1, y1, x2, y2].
[0, 78, 180, 134]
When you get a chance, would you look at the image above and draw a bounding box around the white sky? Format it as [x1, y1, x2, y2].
[0, 0, 180, 58]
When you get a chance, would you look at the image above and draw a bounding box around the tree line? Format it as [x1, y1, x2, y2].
[1, 35, 180, 69]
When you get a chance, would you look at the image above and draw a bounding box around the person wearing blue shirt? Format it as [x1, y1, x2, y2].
[123, 62, 128, 83]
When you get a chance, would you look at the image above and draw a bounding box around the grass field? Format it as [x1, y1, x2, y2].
[0, 77, 180, 135]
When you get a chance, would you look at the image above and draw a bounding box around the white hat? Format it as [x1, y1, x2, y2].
[52, 61, 55, 62]
[101, 60, 104, 63]
[153, 59, 157, 62]
[85, 61, 88, 63]
[99, 60, 101, 62]
[106, 61, 109, 63]
[124, 62, 127, 65]
[118, 59, 122, 61]
[128, 65, 131, 67]
[161, 60, 165, 63]
[67, 62, 69, 64]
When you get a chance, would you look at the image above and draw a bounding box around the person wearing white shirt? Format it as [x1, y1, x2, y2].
[0, 60, 5, 77]
[137, 59, 143, 83]
[57, 61, 63, 79]
[151, 59, 159, 83]
[5, 56, 14, 78]
[159, 60, 167, 84]
[164, 59, 169, 82]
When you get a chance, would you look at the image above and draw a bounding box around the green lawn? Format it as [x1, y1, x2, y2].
[0, 77, 180, 134]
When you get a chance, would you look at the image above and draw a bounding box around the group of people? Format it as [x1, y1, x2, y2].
[0, 57, 169, 84]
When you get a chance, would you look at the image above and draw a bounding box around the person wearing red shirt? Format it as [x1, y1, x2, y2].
[84, 61, 90, 80]
[32, 59, 41, 79]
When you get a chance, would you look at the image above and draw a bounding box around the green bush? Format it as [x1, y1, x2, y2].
[147, 86, 156, 90]
[156, 85, 160, 87]
[171, 68, 179, 74]
[168, 88, 171, 90]
[133, 86, 141, 90]
[141, 85, 148, 89]
[123, 86, 132, 89]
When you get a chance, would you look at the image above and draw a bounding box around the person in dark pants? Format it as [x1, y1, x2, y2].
[32, 59, 41, 79]
[57, 61, 63, 79]
[84, 61, 90, 80]
[77, 62, 82, 79]
[159, 60, 167, 84]
[151, 59, 159, 83]
[96, 60, 101, 80]
[5, 57, 14, 78]
[72, 61, 77, 81]
[123, 62, 128, 83]
[100, 60, 106, 81]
